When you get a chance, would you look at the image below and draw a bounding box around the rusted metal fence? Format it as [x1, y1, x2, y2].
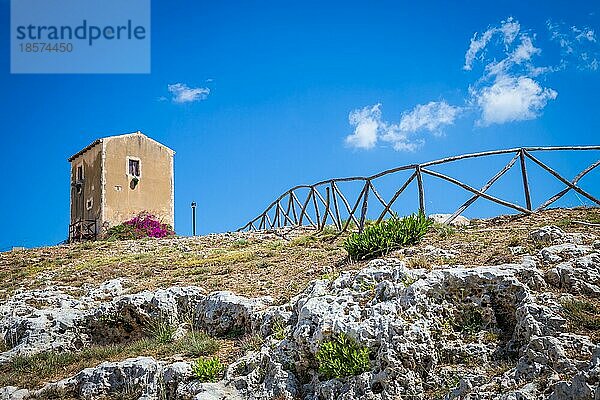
[238, 146, 600, 233]
[68, 219, 98, 242]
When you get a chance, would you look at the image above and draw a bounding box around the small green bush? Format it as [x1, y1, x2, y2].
[145, 319, 177, 344]
[562, 299, 600, 331]
[105, 223, 138, 241]
[272, 318, 287, 340]
[343, 211, 432, 261]
[192, 357, 225, 382]
[105, 211, 174, 240]
[315, 333, 370, 380]
[184, 332, 220, 357]
[432, 222, 455, 239]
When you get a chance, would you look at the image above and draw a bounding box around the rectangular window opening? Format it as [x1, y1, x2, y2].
[128, 159, 140, 177]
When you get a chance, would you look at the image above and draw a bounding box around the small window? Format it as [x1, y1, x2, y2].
[86, 198, 93, 210]
[128, 159, 140, 177]
[76, 164, 84, 181]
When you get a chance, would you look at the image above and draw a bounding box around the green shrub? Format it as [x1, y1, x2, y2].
[191, 357, 225, 382]
[432, 222, 456, 239]
[315, 333, 370, 380]
[105, 211, 174, 240]
[272, 318, 287, 340]
[183, 332, 220, 357]
[145, 319, 177, 344]
[562, 299, 600, 331]
[105, 223, 138, 241]
[343, 211, 432, 261]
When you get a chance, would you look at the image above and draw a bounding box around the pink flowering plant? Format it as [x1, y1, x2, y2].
[106, 211, 175, 240]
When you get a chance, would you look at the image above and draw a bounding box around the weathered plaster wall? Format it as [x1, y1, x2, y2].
[69, 145, 102, 226]
[102, 134, 174, 228]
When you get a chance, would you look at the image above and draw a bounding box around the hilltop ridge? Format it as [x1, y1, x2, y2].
[0, 207, 599, 399]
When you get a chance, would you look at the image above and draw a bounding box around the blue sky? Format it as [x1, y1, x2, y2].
[1, 0, 599, 249]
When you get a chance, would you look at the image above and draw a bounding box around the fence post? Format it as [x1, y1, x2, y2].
[239, 146, 600, 232]
[331, 182, 342, 229]
[519, 149, 532, 211]
[312, 189, 321, 230]
[321, 187, 331, 229]
[358, 181, 370, 233]
[416, 165, 425, 214]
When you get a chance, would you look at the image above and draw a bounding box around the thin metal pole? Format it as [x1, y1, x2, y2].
[191, 201, 197, 236]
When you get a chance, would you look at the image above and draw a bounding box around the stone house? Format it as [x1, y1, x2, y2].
[68, 131, 174, 241]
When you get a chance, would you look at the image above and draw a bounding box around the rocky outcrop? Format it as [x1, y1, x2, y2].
[545, 253, 600, 296]
[1, 225, 599, 399]
[221, 227, 599, 400]
[0, 283, 271, 363]
[37, 357, 163, 399]
[196, 291, 273, 337]
[429, 214, 470, 227]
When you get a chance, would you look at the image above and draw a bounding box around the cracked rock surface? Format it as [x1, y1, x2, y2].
[1, 225, 599, 399]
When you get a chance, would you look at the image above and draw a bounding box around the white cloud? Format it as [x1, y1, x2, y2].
[547, 20, 574, 53]
[473, 76, 557, 126]
[345, 104, 382, 149]
[345, 16, 595, 153]
[573, 26, 596, 43]
[398, 101, 462, 135]
[167, 83, 210, 103]
[345, 101, 461, 151]
[511, 36, 541, 65]
[380, 125, 424, 152]
[547, 20, 600, 70]
[464, 17, 520, 70]
[466, 18, 558, 125]
[469, 25, 542, 79]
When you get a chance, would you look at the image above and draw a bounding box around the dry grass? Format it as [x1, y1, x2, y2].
[0, 228, 352, 304]
[0, 207, 599, 390]
[561, 297, 600, 341]
[0, 331, 232, 390]
[2, 208, 597, 304]
[414, 207, 600, 267]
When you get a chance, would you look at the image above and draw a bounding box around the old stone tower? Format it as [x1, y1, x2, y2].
[68, 131, 174, 241]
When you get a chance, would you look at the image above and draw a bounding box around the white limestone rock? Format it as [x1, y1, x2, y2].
[3, 226, 600, 399]
[84, 278, 127, 301]
[177, 381, 243, 400]
[0, 387, 29, 400]
[429, 214, 470, 227]
[163, 361, 193, 399]
[37, 356, 162, 399]
[222, 256, 600, 399]
[549, 345, 600, 400]
[539, 243, 593, 265]
[195, 291, 273, 337]
[0, 284, 268, 364]
[0, 287, 92, 363]
[529, 225, 565, 244]
[545, 253, 600, 296]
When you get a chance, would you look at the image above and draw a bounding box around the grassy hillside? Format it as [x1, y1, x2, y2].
[1, 207, 599, 391]
[1, 207, 599, 303]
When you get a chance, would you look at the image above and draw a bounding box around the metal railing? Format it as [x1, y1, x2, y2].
[238, 146, 600, 233]
[68, 219, 98, 242]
